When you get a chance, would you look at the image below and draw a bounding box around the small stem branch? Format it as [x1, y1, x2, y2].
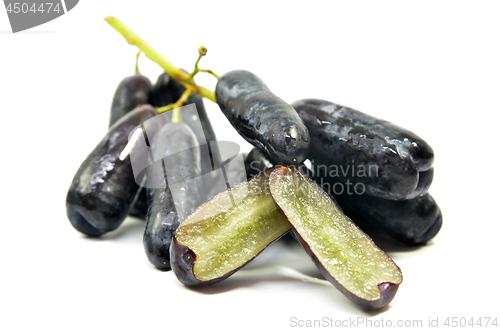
[171, 108, 182, 123]
[135, 51, 141, 74]
[171, 88, 193, 123]
[198, 69, 220, 79]
[189, 46, 219, 80]
[189, 46, 207, 79]
[175, 87, 194, 108]
[104, 16, 216, 103]
[156, 105, 173, 114]
[157, 86, 194, 117]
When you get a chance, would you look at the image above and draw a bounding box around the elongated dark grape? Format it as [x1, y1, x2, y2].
[109, 74, 152, 127]
[334, 192, 442, 245]
[292, 99, 434, 200]
[109, 74, 153, 219]
[187, 93, 222, 171]
[152, 73, 217, 151]
[143, 122, 202, 270]
[152, 72, 221, 175]
[66, 105, 158, 236]
[151, 72, 184, 108]
[216, 70, 309, 165]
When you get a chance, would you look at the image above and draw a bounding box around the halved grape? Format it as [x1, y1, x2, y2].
[269, 167, 402, 309]
[171, 169, 291, 286]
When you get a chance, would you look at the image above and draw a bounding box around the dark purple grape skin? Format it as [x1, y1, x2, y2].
[292, 99, 434, 200]
[109, 74, 152, 127]
[151, 72, 184, 108]
[66, 105, 158, 236]
[108, 74, 153, 219]
[185, 93, 222, 172]
[245, 147, 275, 179]
[143, 122, 202, 270]
[216, 70, 310, 166]
[129, 188, 148, 219]
[334, 192, 443, 245]
[144, 185, 177, 269]
[170, 236, 200, 286]
[244, 147, 315, 185]
[152, 72, 221, 175]
[170, 235, 273, 288]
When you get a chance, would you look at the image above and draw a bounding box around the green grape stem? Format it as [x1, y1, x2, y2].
[157, 86, 194, 118]
[171, 108, 182, 123]
[135, 51, 141, 74]
[104, 16, 216, 103]
[190, 46, 220, 80]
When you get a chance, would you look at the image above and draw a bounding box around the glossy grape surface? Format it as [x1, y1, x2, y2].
[134, 72, 221, 223]
[108, 74, 154, 218]
[152, 72, 221, 175]
[335, 192, 442, 245]
[66, 105, 158, 236]
[293, 99, 434, 200]
[245, 147, 275, 179]
[109, 74, 152, 127]
[216, 70, 309, 165]
[143, 122, 202, 270]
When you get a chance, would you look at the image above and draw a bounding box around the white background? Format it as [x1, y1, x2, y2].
[1, 1, 499, 330]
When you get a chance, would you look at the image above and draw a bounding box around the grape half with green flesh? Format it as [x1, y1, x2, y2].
[171, 168, 291, 286]
[269, 167, 402, 310]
